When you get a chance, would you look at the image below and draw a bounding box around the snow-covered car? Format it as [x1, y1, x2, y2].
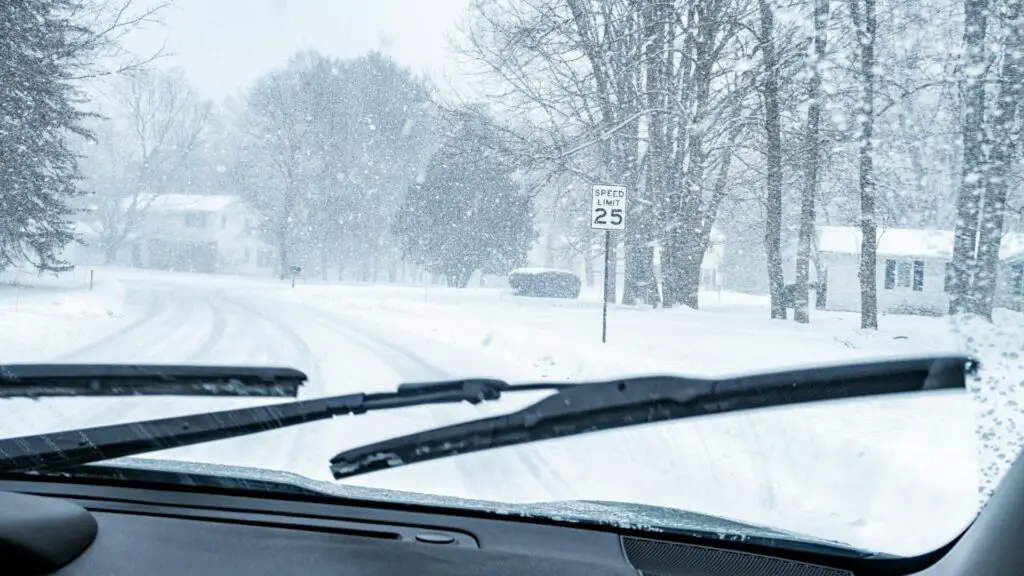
[508, 267, 582, 299]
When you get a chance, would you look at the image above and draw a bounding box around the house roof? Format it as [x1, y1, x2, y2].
[817, 225, 1024, 261]
[121, 194, 242, 213]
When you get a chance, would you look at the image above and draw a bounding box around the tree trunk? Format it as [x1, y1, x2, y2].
[795, 0, 828, 324]
[759, 0, 786, 320]
[276, 226, 289, 281]
[584, 242, 596, 287]
[625, 0, 669, 308]
[102, 238, 118, 265]
[949, 0, 989, 316]
[975, 0, 1023, 319]
[855, 0, 879, 330]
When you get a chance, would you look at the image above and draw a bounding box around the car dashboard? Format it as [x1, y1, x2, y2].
[0, 473, 884, 576]
[0, 466, 1019, 576]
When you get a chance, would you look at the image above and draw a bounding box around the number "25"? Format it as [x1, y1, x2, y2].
[593, 208, 623, 226]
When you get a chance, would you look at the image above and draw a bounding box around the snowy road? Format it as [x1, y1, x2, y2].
[0, 271, 988, 556]
[15, 277, 565, 506]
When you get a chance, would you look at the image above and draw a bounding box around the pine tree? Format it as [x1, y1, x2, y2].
[0, 0, 92, 271]
[393, 113, 535, 287]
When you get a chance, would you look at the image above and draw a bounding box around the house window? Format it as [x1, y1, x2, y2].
[884, 259, 925, 291]
[243, 248, 250, 262]
[185, 212, 207, 228]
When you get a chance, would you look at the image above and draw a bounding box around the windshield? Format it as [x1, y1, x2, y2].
[0, 0, 1018, 561]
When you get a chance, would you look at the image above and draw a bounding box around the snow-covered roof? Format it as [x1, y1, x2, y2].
[817, 225, 1024, 261]
[72, 220, 100, 237]
[122, 194, 242, 213]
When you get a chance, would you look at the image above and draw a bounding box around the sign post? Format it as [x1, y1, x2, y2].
[590, 184, 628, 343]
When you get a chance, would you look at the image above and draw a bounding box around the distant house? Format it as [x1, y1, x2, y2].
[816, 225, 1024, 315]
[76, 194, 277, 276]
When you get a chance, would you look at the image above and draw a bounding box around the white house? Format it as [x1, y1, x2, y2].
[817, 225, 1024, 315]
[76, 194, 277, 277]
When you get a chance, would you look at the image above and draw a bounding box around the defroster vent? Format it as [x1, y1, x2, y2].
[621, 536, 853, 576]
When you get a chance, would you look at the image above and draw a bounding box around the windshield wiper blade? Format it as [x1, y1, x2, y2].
[328, 354, 977, 479]
[0, 378, 567, 473]
[0, 355, 976, 476]
[0, 364, 307, 398]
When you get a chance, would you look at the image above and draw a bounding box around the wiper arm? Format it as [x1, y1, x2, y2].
[0, 378, 568, 473]
[0, 355, 976, 477]
[328, 354, 977, 479]
[0, 364, 307, 398]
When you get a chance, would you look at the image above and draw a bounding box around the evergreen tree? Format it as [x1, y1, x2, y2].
[394, 113, 535, 287]
[0, 1, 93, 271]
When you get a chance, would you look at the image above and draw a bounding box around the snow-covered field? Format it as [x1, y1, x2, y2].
[0, 266, 1017, 557]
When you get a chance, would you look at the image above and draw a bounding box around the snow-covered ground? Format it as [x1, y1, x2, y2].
[0, 266, 1014, 558]
[0, 265, 127, 359]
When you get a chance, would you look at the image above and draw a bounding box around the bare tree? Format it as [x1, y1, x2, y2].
[948, 0, 1023, 320]
[975, 1, 1024, 315]
[794, 0, 829, 323]
[82, 69, 211, 263]
[67, 0, 173, 81]
[758, 0, 787, 320]
[846, 0, 879, 329]
[455, 0, 752, 310]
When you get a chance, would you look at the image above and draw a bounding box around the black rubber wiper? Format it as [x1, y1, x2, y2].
[328, 354, 977, 479]
[0, 378, 566, 473]
[0, 354, 976, 476]
[0, 364, 307, 398]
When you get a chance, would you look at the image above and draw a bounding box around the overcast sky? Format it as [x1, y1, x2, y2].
[125, 0, 472, 101]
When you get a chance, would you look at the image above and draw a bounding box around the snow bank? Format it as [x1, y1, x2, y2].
[52, 277, 126, 318]
[0, 266, 128, 361]
[274, 284, 962, 381]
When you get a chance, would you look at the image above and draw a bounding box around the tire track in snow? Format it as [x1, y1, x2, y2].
[51, 288, 165, 361]
[208, 294, 327, 477]
[44, 286, 226, 433]
[183, 292, 229, 363]
[268, 297, 577, 502]
[54, 287, 207, 363]
[41, 288, 173, 428]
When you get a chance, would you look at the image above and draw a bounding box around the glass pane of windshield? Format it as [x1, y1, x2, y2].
[341, 389, 978, 558]
[4, 0, 1024, 566]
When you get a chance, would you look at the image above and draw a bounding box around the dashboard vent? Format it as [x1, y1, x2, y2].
[82, 500, 479, 548]
[621, 536, 853, 576]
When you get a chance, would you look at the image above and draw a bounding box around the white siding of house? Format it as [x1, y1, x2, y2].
[817, 225, 1024, 315]
[73, 194, 277, 277]
[822, 252, 950, 314]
